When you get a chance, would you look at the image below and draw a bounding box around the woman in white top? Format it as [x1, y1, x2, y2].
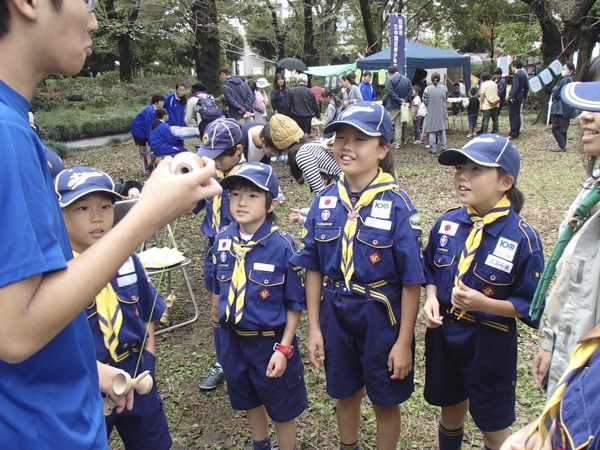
[257, 78, 270, 122]
[341, 73, 363, 107]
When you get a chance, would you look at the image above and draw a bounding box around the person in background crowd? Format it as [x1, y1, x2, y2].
[341, 73, 363, 107]
[285, 73, 320, 135]
[270, 74, 289, 115]
[321, 89, 339, 139]
[386, 65, 413, 149]
[248, 79, 266, 124]
[164, 82, 187, 127]
[218, 67, 254, 124]
[493, 68, 507, 115]
[185, 81, 221, 137]
[256, 78, 270, 122]
[479, 72, 500, 134]
[422, 72, 448, 154]
[508, 60, 529, 140]
[358, 70, 377, 102]
[549, 62, 576, 152]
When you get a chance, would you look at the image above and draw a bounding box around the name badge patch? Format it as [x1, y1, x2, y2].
[364, 217, 392, 231]
[371, 200, 392, 219]
[493, 237, 518, 262]
[439, 220, 459, 236]
[118, 257, 135, 276]
[485, 254, 513, 273]
[319, 196, 337, 209]
[253, 263, 275, 272]
[117, 273, 137, 287]
[218, 239, 231, 251]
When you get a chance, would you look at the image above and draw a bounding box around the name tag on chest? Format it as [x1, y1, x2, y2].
[364, 217, 392, 231]
[253, 263, 274, 272]
[485, 254, 513, 273]
[371, 200, 392, 219]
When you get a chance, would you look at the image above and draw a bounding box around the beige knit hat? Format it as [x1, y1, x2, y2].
[269, 115, 304, 150]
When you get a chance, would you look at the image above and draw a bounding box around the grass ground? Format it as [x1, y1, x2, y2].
[65, 111, 586, 449]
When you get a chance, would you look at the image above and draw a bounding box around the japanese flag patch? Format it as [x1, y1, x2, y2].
[218, 239, 231, 251]
[439, 220, 459, 236]
[319, 196, 337, 209]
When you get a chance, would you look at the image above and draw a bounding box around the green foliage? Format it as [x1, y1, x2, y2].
[471, 63, 497, 78]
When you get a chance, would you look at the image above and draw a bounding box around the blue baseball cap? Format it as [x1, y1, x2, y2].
[219, 162, 279, 198]
[195, 118, 242, 159]
[322, 101, 392, 143]
[438, 134, 520, 180]
[44, 146, 66, 179]
[55, 167, 122, 208]
[562, 81, 600, 112]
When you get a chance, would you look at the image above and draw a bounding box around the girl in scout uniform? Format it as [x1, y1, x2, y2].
[421, 135, 545, 450]
[212, 163, 307, 450]
[290, 101, 425, 450]
[57, 167, 171, 450]
[194, 118, 248, 390]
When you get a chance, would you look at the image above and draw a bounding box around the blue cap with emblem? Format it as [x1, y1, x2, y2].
[195, 118, 242, 159]
[561, 81, 600, 112]
[55, 166, 122, 208]
[438, 133, 520, 181]
[322, 101, 392, 143]
[44, 146, 66, 180]
[219, 162, 279, 198]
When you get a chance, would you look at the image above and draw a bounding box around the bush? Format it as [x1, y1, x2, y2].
[46, 122, 82, 141]
[471, 63, 497, 78]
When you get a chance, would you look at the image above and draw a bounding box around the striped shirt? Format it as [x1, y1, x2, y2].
[295, 142, 342, 193]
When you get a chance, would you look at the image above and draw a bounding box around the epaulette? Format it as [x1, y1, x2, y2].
[215, 224, 229, 238]
[278, 230, 296, 252]
[315, 181, 338, 195]
[518, 220, 542, 253]
[390, 186, 415, 212]
[431, 205, 463, 228]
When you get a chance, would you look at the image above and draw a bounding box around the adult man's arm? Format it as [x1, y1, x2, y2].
[285, 89, 293, 116]
[0, 159, 222, 363]
[386, 76, 404, 104]
[243, 82, 254, 112]
[509, 73, 520, 101]
[522, 72, 529, 101]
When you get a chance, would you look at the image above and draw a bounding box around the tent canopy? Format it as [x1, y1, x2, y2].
[357, 42, 471, 89]
[305, 63, 356, 77]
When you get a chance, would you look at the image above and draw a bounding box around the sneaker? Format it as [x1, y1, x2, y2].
[429, 148, 437, 154]
[551, 147, 567, 152]
[200, 363, 224, 390]
[412, 140, 421, 144]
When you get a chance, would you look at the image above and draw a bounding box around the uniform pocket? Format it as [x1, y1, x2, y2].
[354, 229, 395, 281]
[216, 267, 234, 283]
[247, 270, 286, 322]
[433, 252, 455, 268]
[314, 227, 341, 242]
[472, 263, 514, 286]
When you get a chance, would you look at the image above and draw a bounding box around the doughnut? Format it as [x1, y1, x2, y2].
[170, 152, 204, 175]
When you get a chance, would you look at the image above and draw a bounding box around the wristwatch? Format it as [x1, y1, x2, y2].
[273, 343, 294, 359]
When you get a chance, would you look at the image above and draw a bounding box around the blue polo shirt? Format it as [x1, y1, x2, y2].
[0, 79, 106, 449]
[164, 92, 186, 127]
[130, 104, 157, 140]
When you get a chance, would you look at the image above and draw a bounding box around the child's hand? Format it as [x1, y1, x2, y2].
[266, 351, 288, 378]
[388, 341, 412, 380]
[289, 208, 302, 222]
[451, 281, 486, 312]
[533, 348, 552, 389]
[422, 297, 444, 328]
[97, 363, 135, 414]
[308, 329, 325, 368]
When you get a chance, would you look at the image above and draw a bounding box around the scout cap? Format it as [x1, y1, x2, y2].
[195, 118, 242, 159]
[220, 162, 279, 198]
[323, 101, 392, 143]
[562, 81, 600, 112]
[55, 167, 122, 208]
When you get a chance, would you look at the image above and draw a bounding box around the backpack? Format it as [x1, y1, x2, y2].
[195, 94, 221, 122]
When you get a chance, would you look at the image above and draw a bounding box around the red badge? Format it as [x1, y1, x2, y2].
[259, 289, 271, 300]
[481, 286, 496, 297]
[368, 252, 381, 265]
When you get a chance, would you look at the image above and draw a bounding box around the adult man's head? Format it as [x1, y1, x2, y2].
[493, 67, 502, 80]
[297, 73, 308, 84]
[511, 59, 523, 71]
[363, 70, 372, 83]
[453, 83, 460, 93]
[563, 62, 575, 77]
[388, 65, 399, 76]
[0, 0, 99, 86]
[480, 72, 492, 82]
[217, 67, 231, 84]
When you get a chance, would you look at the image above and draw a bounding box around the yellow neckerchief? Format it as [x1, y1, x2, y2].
[525, 336, 600, 449]
[452, 195, 511, 319]
[213, 154, 246, 231]
[74, 251, 123, 362]
[338, 169, 396, 289]
[226, 224, 278, 324]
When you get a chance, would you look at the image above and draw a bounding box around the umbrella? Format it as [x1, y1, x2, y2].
[277, 57, 309, 72]
[310, 85, 325, 101]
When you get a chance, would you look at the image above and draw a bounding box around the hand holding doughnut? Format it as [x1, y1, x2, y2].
[169, 152, 205, 175]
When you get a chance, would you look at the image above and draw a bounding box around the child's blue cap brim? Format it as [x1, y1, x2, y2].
[323, 101, 392, 143]
[220, 162, 279, 198]
[562, 81, 600, 112]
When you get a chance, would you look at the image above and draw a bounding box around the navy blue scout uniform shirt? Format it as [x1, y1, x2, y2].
[424, 206, 544, 328]
[290, 182, 425, 329]
[213, 220, 306, 330]
[86, 253, 166, 363]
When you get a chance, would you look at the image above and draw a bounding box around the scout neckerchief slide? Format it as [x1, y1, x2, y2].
[525, 333, 600, 449]
[451, 195, 511, 319]
[226, 224, 279, 324]
[75, 251, 124, 362]
[529, 181, 600, 320]
[338, 169, 396, 290]
[212, 154, 246, 231]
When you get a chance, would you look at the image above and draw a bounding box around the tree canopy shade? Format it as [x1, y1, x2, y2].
[356, 42, 471, 89]
[305, 63, 357, 76]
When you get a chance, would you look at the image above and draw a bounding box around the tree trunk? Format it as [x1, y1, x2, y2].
[266, 0, 286, 61]
[577, 16, 600, 79]
[118, 34, 133, 82]
[359, 0, 379, 55]
[192, 0, 220, 95]
[303, 0, 315, 65]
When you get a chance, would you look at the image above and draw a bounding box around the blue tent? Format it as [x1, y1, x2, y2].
[357, 42, 471, 88]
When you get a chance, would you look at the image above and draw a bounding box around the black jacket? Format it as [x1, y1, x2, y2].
[222, 77, 254, 120]
[285, 84, 319, 118]
[551, 74, 576, 119]
[509, 69, 529, 103]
